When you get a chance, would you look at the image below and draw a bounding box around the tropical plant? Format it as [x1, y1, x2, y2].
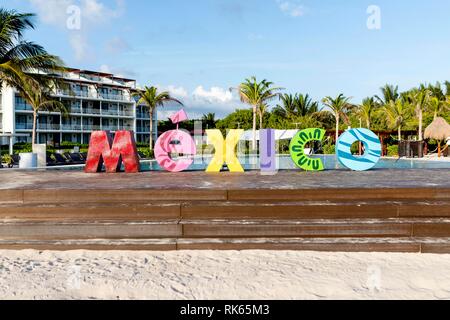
[15, 77, 67, 145]
[375, 84, 400, 105]
[383, 100, 411, 141]
[235, 77, 282, 150]
[321, 94, 353, 142]
[257, 103, 268, 130]
[0, 9, 63, 89]
[202, 112, 216, 129]
[408, 89, 431, 141]
[133, 86, 183, 150]
[274, 93, 318, 119]
[355, 97, 378, 129]
[429, 96, 449, 120]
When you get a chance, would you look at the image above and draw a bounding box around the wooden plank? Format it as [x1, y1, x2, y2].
[182, 223, 412, 238]
[182, 202, 400, 219]
[0, 240, 177, 251]
[228, 188, 445, 201]
[0, 190, 23, 204]
[23, 189, 227, 203]
[0, 203, 181, 221]
[0, 223, 181, 240]
[398, 203, 450, 217]
[413, 223, 450, 237]
[177, 239, 420, 252]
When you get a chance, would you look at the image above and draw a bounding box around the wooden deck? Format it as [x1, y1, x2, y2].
[0, 171, 449, 252]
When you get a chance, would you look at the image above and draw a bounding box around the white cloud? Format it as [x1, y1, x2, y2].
[28, 0, 125, 61]
[155, 85, 244, 119]
[192, 86, 234, 104]
[276, 0, 305, 17]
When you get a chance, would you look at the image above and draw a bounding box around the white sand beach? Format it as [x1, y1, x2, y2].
[0, 250, 450, 300]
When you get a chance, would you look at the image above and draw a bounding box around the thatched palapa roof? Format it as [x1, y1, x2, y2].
[424, 117, 450, 141]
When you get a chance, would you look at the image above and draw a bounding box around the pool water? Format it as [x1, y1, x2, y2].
[138, 155, 450, 171]
[43, 154, 450, 171]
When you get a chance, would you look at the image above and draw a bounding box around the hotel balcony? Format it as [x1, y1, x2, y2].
[137, 127, 151, 133]
[83, 108, 102, 115]
[38, 124, 61, 131]
[83, 125, 102, 131]
[61, 124, 82, 131]
[118, 125, 134, 131]
[16, 123, 33, 130]
[15, 103, 33, 112]
[100, 93, 130, 102]
[136, 112, 150, 119]
[102, 109, 119, 116]
[68, 107, 82, 114]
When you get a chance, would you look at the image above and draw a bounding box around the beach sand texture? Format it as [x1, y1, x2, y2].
[0, 250, 449, 300]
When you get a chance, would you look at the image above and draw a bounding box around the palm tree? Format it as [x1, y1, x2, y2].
[133, 86, 183, 150]
[0, 9, 63, 89]
[409, 89, 431, 141]
[274, 94, 297, 118]
[296, 94, 319, 116]
[275, 93, 319, 119]
[202, 112, 216, 129]
[257, 103, 268, 130]
[383, 100, 411, 141]
[322, 94, 353, 142]
[15, 77, 67, 145]
[355, 97, 378, 129]
[375, 84, 399, 105]
[429, 97, 449, 120]
[235, 77, 282, 150]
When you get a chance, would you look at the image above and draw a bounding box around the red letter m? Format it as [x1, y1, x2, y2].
[85, 131, 140, 173]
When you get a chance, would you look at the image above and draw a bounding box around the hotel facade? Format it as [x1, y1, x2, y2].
[0, 68, 156, 146]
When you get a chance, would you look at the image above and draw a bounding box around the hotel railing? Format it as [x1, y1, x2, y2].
[100, 94, 130, 102]
[136, 127, 151, 133]
[119, 111, 134, 117]
[15, 103, 33, 111]
[118, 126, 134, 131]
[102, 126, 119, 131]
[38, 124, 60, 131]
[83, 108, 102, 115]
[69, 107, 82, 114]
[15, 123, 33, 130]
[136, 113, 150, 119]
[83, 125, 102, 131]
[55, 90, 90, 98]
[101, 109, 119, 116]
[61, 124, 82, 131]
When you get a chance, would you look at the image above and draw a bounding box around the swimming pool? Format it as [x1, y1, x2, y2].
[138, 155, 450, 171]
[41, 154, 450, 171]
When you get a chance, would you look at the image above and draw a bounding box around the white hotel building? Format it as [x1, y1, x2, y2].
[0, 68, 156, 146]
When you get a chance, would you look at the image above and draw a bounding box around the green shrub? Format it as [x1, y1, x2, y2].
[322, 143, 335, 155]
[137, 148, 154, 159]
[387, 145, 399, 157]
[1, 154, 12, 165]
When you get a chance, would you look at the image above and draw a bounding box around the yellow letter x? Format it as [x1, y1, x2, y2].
[206, 129, 244, 172]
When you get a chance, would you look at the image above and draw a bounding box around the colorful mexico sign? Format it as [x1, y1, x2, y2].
[84, 111, 382, 174]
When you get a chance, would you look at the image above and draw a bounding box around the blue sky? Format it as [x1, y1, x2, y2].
[3, 0, 450, 118]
